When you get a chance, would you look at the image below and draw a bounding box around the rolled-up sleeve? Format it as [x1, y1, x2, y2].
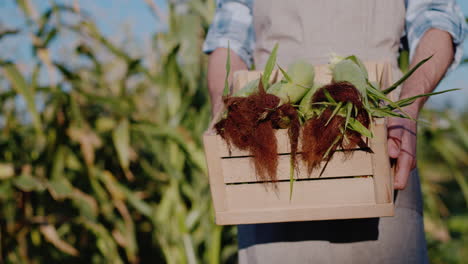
[406, 0, 467, 72]
[202, 0, 255, 68]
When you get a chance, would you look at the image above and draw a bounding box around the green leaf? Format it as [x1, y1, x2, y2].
[0, 28, 20, 40]
[366, 84, 414, 121]
[322, 89, 336, 104]
[209, 226, 222, 264]
[289, 156, 295, 201]
[344, 102, 352, 131]
[348, 118, 373, 138]
[13, 173, 45, 192]
[113, 119, 130, 172]
[345, 55, 368, 78]
[383, 55, 432, 95]
[398, 50, 410, 73]
[325, 101, 343, 126]
[121, 186, 153, 218]
[387, 89, 459, 110]
[277, 64, 292, 83]
[371, 108, 408, 119]
[223, 42, 231, 96]
[51, 146, 65, 180]
[323, 135, 341, 159]
[48, 177, 74, 200]
[16, 0, 35, 20]
[1, 62, 42, 134]
[447, 113, 468, 149]
[262, 43, 279, 88]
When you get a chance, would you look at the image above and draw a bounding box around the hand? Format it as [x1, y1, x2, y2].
[387, 114, 418, 190]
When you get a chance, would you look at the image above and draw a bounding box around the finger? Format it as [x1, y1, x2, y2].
[387, 118, 403, 158]
[394, 151, 414, 190]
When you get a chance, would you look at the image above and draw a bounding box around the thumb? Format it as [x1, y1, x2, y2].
[387, 118, 403, 158]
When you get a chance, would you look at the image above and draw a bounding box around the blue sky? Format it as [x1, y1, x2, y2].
[1, 0, 467, 110]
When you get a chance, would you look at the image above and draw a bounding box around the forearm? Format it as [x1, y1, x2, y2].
[208, 48, 248, 117]
[400, 28, 454, 117]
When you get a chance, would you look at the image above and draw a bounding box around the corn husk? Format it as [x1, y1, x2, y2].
[298, 83, 324, 120]
[331, 59, 368, 95]
[233, 79, 260, 97]
[268, 82, 309, 104]
[286, 60, 315, 87]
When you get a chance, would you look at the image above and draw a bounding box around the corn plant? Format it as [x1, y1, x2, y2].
[417, 110, 468, 264]
[0, 0, 236, 263]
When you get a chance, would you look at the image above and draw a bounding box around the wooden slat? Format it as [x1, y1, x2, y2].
[216, 125, 382, 158]
[370, 120, 393, 204]
[216, 129, 290, 157]
[203, 134, 227, 212]
[203, 61, 395, 224]
[215, 203, 394, 225]
[225, 177, 375, 211]
[222, 151, 373, 183]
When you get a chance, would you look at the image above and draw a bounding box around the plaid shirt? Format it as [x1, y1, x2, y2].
[203, 0, 467, 71]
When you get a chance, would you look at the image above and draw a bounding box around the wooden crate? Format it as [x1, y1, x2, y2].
[203, 62, 395, 225]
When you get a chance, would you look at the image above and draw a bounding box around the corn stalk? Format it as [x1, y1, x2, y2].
[0, 0, 235, 263]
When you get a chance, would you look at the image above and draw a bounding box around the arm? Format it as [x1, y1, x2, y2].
[208, 48, 248, 117]
[387, 0, 466, 190]
[202, 0, 255, 117]
[387, 29, 454, 190]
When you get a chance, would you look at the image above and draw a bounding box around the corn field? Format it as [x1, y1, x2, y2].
[0, 1, 466, 263]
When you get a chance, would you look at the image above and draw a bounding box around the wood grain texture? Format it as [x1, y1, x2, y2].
[215, 203, 394, 225]
[204, 61, 395, 225]
[225, 177, 375, 211]
[222, 151, 373, 183]
[203, 134, 227, 212]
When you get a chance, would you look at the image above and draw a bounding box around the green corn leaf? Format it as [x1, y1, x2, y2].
[344, 102, 352, 131]
[383, 55, 432, 95]
[51, 146, 65, 180]
[325, 101, 343, 126]
[277, 64, 293, 83]
[386, 89, 459, 110]
[113, 119, 131, 174]
[121, 186, 153, 218]
[48, 177, 74, 200]
[223, 42, 231, 96]
[262, 43, 278, 88]
[348, 117, 373, 138]
[398, 50, 410, 73]
[345, 55, 368, 78]
[2, 62, 42, 134]
[0, 28, 20, 40]
[13, 173, 45, 192]
[447, 112, 468, 149]
[311, 102, 336, 106]
[366, 84, 414, 121]
[289, 157, 295, 201]
[453, 170, 468, 208]
[323, 135, 341, 159]
[16, 0, 35, 20]
[322, 89, 336, 104]
[233, 79, 259, 97]
[209, 226, 222, 264]
[371, 108, 409, 119]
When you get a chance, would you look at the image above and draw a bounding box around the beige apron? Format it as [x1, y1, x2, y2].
[238, 1, 428, 263]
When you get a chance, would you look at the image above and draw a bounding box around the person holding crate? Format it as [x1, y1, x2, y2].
[204, 0, 466, 263]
